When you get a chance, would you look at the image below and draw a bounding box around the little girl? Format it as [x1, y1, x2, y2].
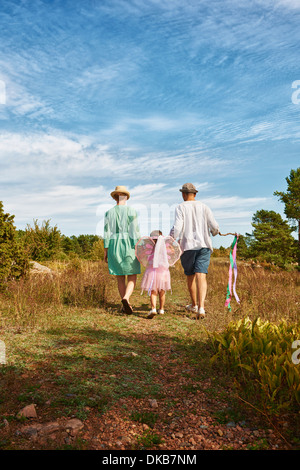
[136, 230, 181, 319]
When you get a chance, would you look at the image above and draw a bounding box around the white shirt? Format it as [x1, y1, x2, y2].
[170, 200, 219, 252]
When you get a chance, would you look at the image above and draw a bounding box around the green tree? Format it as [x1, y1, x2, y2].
[247, 209, 296, 268]
[0, 201, 29, 287]
[90, 237, 105, 260]
[274, 167, 300, 264]
[22, 219, 62, 261]
[76, 234, 100, 258]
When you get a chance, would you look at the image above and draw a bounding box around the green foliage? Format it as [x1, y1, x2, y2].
[274, 167, 300, 226]
[0, 202, 29, 287]
[22, 219, 62, 261]
[130, 411, 158, 428]
[19, 220, 104, 262]
[274, 167, 300, 264]
[209, 317, 300, 413]
[245, 210, 297, 267]
[211, 245, 230, 258]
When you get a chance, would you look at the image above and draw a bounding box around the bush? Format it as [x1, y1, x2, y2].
[22, 219, 62, 261]
[209, 317, 300, 413]
[0, 202, 29, 288]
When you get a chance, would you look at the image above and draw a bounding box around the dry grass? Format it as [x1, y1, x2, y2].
[0, 260, 110, 329]
[0, 258, 298, 331]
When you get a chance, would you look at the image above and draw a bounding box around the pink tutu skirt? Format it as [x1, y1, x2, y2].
[141, 266, 171, 293]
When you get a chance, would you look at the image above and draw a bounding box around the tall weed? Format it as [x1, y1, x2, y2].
[209, 317, 300, 413]
[0, 261, 108, 328]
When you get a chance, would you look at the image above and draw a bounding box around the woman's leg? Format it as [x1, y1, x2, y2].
[117, 275, 126, 299]
[123, 274, 137, 303]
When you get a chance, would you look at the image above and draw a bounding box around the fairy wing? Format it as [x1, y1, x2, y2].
[135, 236, 155, 267]
[164, 236, 182, 266]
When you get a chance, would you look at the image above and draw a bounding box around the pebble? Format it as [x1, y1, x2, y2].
[149, 399, 158, 408]
[17, 404, 37, 419]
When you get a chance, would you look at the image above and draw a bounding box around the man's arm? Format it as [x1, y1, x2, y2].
[206, 206, 219, 236]
[170, 206, 184, 240]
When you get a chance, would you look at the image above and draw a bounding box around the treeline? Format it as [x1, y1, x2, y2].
[17, 219, 105, 262]
[0, 167, 299, 287]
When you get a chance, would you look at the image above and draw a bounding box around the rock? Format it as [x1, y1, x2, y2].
[3, 419, 9, 429]
[40, 422, 60, 435]
[226, 421, 236, 427]
[217, 429, 223, 437]
[17, 404, 37, 419]
[21, 425, 41, 441]
[65, 418, 84, 435]
[148, 399, 158, 408]
[30, 261, 53, 275]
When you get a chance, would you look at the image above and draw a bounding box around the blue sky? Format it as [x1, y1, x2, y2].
[0, 0, 299, 247]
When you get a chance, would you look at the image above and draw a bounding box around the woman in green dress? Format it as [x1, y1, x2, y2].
[104, 185, 141, 314]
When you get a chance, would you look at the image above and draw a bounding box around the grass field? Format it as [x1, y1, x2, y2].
[0, 258, 299, 450]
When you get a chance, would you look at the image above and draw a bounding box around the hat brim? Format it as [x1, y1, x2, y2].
[111, 191, 130, 200]
[179, 189, 198, 193]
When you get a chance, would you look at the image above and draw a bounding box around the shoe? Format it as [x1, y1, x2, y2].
[196, 307, 206, 319]
[158, 309, 164, 315]
[147, 309, 157, 319]
[121, 298, 133, 315]
[185, 304, 198, 313]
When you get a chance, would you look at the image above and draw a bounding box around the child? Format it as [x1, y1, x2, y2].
[136, 230, 181, 319]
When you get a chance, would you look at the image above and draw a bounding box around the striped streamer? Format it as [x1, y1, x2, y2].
[225, 234, 240, 311]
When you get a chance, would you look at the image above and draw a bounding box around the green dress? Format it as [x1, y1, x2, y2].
[104, 205, 141, 276]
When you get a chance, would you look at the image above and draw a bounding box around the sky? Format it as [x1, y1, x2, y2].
[0, 0, 299, 248]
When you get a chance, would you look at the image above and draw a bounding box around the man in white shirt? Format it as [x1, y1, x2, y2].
[170, 183, 219, 319]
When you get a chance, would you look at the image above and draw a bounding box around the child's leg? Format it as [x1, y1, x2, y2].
[150, 290, 157, 310]
[159, 290, 165, 311]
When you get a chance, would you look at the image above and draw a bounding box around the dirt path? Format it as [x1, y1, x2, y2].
[0, 271, 295, 451]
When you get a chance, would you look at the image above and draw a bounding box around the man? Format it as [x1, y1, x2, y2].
[170, 183, 219, 319]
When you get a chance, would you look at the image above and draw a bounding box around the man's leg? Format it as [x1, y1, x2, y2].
[195, 272, 207, 310]
[194, 248, 211, 318]
[187, 274, 197, 307]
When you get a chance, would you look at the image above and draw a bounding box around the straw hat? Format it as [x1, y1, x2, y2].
[110, 185, 130, 200]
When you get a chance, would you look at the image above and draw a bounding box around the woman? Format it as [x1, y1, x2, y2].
[104, 185, 141, 314]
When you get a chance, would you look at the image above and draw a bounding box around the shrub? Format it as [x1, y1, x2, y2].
[0, 202, 29, 288]
[22, 219, 62, 261]
[209, 317, 300, 413]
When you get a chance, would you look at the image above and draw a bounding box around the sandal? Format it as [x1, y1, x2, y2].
[121, 298, 133, 315]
